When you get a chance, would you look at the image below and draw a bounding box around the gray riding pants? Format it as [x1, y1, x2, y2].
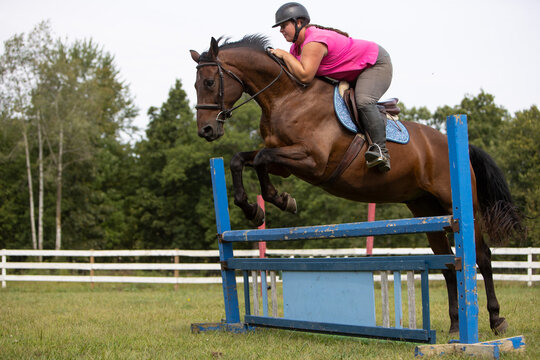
[354, 45, 393, 110]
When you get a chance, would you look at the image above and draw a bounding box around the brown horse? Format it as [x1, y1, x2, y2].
[190, 35, 524, 335]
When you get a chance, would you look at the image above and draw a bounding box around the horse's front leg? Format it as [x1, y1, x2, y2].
[253, 145, 318, 215]
[230, 151, 265, 226]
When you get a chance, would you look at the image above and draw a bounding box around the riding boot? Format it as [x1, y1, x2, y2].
[359, 105, 391, 172]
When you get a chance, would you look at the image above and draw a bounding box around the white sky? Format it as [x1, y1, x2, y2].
[1, 0, 539, 133]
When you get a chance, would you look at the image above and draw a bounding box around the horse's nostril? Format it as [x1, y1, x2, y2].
[199, 125, 214, 138]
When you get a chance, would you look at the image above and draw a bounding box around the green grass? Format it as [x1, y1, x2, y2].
[0, 281, 538, 359]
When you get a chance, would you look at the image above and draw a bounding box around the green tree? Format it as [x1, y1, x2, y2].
[0, 23, 137, 250]
[33, 38, 137, 249]
[60, 138, 138, 250]
[496, 106, 540, 247]
[0, 113, 31, 249]
[0, 21, 53, 250]
[399, 102, 436, 129]
[432, 90, 509, 152]
[133, 80, 204, 249]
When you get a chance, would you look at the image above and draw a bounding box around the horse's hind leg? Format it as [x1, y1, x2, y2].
[428, 231, 460, 334]
[230, 151, 265, 226]
[406, 198, 459, 334]
[475, 224, 508, 334]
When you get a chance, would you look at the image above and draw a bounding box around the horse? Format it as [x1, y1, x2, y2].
[190, 35, 525, 335]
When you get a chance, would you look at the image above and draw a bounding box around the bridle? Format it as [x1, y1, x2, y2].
[194, 60, 247, 122]
[195, 50, 305, 123]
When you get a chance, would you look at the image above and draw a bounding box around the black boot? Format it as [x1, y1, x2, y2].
[359, 105, 391, 172]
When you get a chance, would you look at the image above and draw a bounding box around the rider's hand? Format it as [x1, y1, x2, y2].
[270, 48, 288, 59]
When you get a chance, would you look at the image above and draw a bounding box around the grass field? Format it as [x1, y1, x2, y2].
[0, 281, 538, 359]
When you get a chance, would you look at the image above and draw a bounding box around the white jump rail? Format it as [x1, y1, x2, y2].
[1, 247, 538, 288]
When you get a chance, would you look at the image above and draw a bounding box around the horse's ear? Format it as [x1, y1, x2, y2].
[209, 37, 219, 59]
[190, 50, 200, 63]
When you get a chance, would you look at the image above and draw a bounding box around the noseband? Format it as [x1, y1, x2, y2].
[195, 50, 304, 123]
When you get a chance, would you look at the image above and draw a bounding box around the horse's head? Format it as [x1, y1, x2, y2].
[190, 37, 245, 141]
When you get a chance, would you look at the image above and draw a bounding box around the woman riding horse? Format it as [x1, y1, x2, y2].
[270, 2, 392, 172]
[191, 29, 524, 336]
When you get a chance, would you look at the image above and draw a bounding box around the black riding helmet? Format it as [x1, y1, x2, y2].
[272, 2, 310, 43]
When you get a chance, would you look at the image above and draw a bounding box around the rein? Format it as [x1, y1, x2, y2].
[195, 49, 306, 122]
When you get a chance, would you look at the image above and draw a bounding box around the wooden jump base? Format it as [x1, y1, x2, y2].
[191, 115, 525, 358]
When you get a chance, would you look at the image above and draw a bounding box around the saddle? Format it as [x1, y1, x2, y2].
[317, 82, 404, 186]
[341, 84, 401, 134]
[324, 78, 401, 123]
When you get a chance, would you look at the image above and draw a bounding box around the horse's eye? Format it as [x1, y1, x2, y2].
[204, 79, 215, 88]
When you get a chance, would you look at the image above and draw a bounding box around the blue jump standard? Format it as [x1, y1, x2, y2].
[192, 115, 479, 346]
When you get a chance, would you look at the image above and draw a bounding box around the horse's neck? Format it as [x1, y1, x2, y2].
[222, 50, 293, 112]
[222, 49, 334, 133]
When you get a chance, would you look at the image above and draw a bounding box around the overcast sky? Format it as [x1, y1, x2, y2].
[1, 0, 539, 134]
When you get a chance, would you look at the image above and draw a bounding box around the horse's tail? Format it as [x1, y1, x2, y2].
[469, 144, 527, 245]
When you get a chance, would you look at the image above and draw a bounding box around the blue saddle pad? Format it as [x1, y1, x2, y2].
[333, 86, 409, 144]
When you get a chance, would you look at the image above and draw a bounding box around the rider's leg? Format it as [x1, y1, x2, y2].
[355, 46, 393, 172]
[360, 105, 391, 171]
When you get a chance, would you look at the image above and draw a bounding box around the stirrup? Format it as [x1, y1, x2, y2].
[366, 156, 391, 172]
[365, 144, 390, 172]
[365, 144, 384, 165]
[366, 157, 384, 168]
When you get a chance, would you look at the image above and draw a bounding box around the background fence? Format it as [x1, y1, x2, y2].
[1, 247, 538, 288]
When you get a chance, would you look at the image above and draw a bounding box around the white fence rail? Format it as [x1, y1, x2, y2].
[1, 247, 538, 288]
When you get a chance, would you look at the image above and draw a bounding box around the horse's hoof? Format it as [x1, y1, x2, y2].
[251, 204, 265, 227]
[283, 193, 297, 214]
[449, 325, 459, 335]
[492, 318, 508, 335]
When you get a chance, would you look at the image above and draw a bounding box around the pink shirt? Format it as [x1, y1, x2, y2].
[290, 26, 379, 82]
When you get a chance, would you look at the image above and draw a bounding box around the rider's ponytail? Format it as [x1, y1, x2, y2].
[306, 24, 349, 38]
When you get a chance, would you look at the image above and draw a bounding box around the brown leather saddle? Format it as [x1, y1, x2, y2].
[342, 87, 400, 134]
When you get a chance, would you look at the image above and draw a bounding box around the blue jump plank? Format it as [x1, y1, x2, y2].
[227, 255, 455, 272]
[221, 216, 452, 242]
[282, 271, 376, 327]
[244, 316, 436, 343]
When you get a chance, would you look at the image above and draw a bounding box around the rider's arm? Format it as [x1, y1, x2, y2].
[271, 42, 327, 84]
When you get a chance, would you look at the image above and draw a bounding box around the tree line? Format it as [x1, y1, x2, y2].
[1, 23, 538, 251]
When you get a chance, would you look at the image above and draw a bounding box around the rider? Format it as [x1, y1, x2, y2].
[270, 2, 393, 172]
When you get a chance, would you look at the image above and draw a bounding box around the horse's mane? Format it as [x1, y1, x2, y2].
[199, 34, 271, 61]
